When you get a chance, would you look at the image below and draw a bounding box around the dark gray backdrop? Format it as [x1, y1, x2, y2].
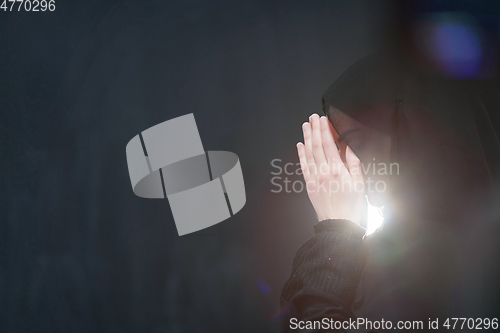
[2, 0, 392, 331]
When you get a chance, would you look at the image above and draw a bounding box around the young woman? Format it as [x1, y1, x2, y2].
[281, 53, 500, 332]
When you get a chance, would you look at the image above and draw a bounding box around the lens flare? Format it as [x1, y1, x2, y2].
[366, 202, 384, 235]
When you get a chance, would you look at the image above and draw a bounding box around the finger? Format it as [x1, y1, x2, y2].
[297, 142, 310, 179]
[303, 121, 316, 177]
[310, 114, 328, 170]
[320, 116, 342, 166]
[346, 145, 364, 184]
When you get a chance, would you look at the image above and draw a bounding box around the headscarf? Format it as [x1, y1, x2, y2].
[321, 52, 500, 320]
[322, 52, 500, 223]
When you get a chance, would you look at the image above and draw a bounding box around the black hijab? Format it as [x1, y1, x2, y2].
[322, 52, 500, 223]
[321, 53, 500, 322]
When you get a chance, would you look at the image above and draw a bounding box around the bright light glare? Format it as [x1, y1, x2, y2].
[366, 201, 384, 235]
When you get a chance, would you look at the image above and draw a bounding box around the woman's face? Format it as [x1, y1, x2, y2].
[328, 113, 392, 208]
[330, 124, 347, 164]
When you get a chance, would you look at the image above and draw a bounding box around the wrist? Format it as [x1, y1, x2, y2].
[317, 213, 362, 225]
[314, 219, 366, 238]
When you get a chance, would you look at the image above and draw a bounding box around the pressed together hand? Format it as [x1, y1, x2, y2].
[297, 114, 366, 224]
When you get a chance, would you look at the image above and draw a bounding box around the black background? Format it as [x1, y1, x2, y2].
[1, 0, 425, 332]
